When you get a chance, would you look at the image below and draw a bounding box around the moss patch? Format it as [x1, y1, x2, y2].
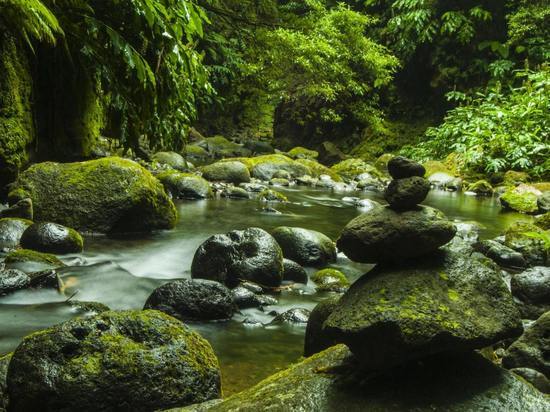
[4, 249, 64, 267]
[295, 159, 342, 182]
[311, 269, 350, 292]
[500, 188, 539, 214]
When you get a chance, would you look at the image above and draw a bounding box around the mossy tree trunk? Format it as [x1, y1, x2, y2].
[0, 32, 35, 195]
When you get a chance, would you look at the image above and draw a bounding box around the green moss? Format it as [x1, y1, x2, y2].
[534, 212, 550, 230]
[0, 34, 34, 187]
[503, 171, 530, 186]
[258, 189, 288, 203]
[423, 160, 453, 178]
[330, 159, 384, 180]
[467, 180, 493, 195]
[295, 159, 342, 182]
[500, 188, 539, 213]
[311, 269, 350, 292]
[4, 249, 64, 266]
[374, 153, 394, 171]
[185, 144, 209, 158]
[287, 147, 319, 160]
[11, 157, 177, 233]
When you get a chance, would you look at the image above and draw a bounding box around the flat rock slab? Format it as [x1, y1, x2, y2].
[323, 250, 523, 369]
[171, 345, 550, 412]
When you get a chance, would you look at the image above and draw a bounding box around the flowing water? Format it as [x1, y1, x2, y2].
[0, 186, 532, 394]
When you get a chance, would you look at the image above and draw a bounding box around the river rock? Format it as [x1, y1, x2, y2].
[220, 187, 249, 199]
[467, 180, 494, 196]
[4, 249, 64, 271]
[504, 222, 548, 266]
[0, 218, 32, 250]
[157, 171, 213, 199]
[0, 198, 33, 220]
[473, 239, 527, 268]
[384, 176, 430, 210]
[311, 269, 350, 292]
[282, 259, 308, 284]
[271, 226, 336, 267]
[500, 185, 540, 214]
[152, 151, 188, 171]
[6, 310, 221, 412]
[20, 222, 83, 254]
[503, 311, 550, 377]
[191, 227, 283, 288]
[0, 269, 29, 296]
[231, 286, 276, 309]
[387, 156, 425, 179]
[270, 308, 310, 325]
[337, 205, 456, 263]
[180, 345, 550, 411]
[537, 191, 550, 213]
[0, 353, 11, 412]
[510, 368, 550, 394]
[201, 161, 250, 184]
[511, 267, 550, 319]
[323, 250, 523, 369]
[8, 157, 176, 233]
[258, 188, 287, 203]
[244, 140, 274, 155]
[247, 155, 310, 181]
[304, 295, 340, 356]
[144, 279, 235, 321]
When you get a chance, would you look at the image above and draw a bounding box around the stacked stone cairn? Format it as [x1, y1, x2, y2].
[307, 156, 525, 377]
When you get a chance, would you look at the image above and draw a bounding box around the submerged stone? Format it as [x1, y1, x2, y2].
[337, 205, 456, 263]
[8, 157, 176, 233]
[174, 345, 550, 412]
[324, 250, 523, 369]
[7, 310, 221, 412]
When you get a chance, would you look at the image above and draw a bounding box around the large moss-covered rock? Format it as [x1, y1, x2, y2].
[272, 226, 336, 267]
[337, 205, 456, 263]
[500, 185, 540, 214]
[144, 279, 235, 321]
[287, 146, 318, 160]
[9, 157, 177, 233]
[152, 151, 188, 171]
[0, 34, 34, 193]
[20, 222, 83, 254]
[157, 170, 213, 200]
[191, 227, 283, 288]
[0, 218, 32, 249]
[324, 250, 523, 369]
[229, 154, 310, 181]
[7, 310, 221, 412]
[173, 345, 550, 412]
[4, 249, 64, 271]
[0, 353, 11, 412]
[503, 311, 550, 377]
[201, 161, 251, 184]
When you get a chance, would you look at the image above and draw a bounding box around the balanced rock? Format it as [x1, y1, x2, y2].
[8, 157, 176, 233]
[387, 156, 425, 179]
[272, 226, 336, 267]
[20, 222, 83, 254]
[384, 176, 431, 210]
[337, 205, 456, 263]
[184, 345, 550, 411]
[323, 250, 523, 369]
[191, 227, 283, 287]
[6, 310, 221, 412]
[144, 279, 235, 321]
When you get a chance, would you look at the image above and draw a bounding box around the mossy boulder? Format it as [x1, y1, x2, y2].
[503, 311, 550, 377]
[504, 222, 549, 266]
[4, 249, 64, 271]
[272, 226, 337, 267]
[287, 146, 319, 160]
[9, 157, 177, 233]
[230, 154, 311, 181]
[191, 227, 284, 288]
[157, 170, 213, 200]
[258, 189, 288, 203]
[330, 159, 383, 181]
[144, 279, 235, 322]
[337, 205, 456, 263]
[504, 170, 530, 186]
[0, 218, 32, 250]
[473, 239, 527, 269]
[199, 136, 250, 158]
[152, 151, 189, 171]
[20, 222, 83, 254]
[6, 310, 221, 412]
[384, 176, 430, 210]
[467, 180, 494, 196]
[500, 185, 540, 214]
[311, 269, 350, 292]
[535, 212, 550, 230]
[184, 144, 210, 162]
[324, 250, 523, 369]
[201, 161, 251, 184]
[175, 345, 550, 412]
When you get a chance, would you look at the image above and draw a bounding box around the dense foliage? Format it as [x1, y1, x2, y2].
[402, 68, 550, 177]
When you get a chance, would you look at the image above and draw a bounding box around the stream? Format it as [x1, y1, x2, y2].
[0, 186, 531, 394]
